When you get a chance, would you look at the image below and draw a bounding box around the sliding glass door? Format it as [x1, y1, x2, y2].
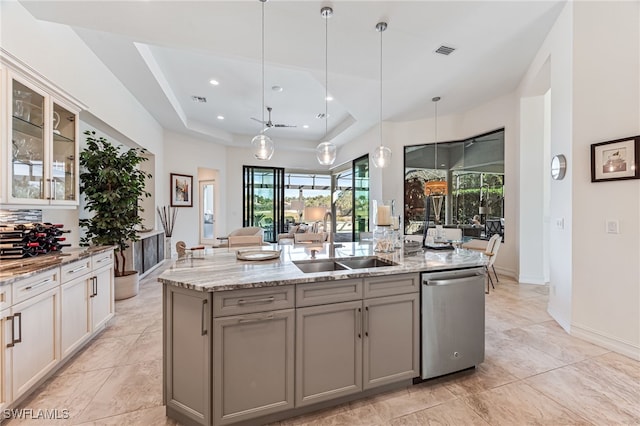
[243, 166, 285, 243]
[332, 155, 369, 242]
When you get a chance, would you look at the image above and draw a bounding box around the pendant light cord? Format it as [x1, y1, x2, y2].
[324, 10, 329, 139]
[379, 25, 383, 148]
[434, 99, 438, 171]
[261, 0, 266, 124]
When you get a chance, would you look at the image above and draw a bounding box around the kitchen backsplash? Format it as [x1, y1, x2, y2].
[0, 209, 43, 225]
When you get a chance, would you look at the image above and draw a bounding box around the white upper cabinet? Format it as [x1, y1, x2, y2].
[1, 53, 84, 206]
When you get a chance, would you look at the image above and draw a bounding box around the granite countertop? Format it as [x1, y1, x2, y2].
[0, 246, 114, 286]
[158, 242, 487, 292]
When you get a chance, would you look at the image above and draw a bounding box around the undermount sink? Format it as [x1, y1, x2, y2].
[293, 256, 397, 274]
[292, 259, 349, 273]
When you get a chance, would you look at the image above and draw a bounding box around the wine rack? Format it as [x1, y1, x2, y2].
[0, 222, 71, 259]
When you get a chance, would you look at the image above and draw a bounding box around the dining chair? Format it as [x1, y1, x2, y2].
[484, 233, 502, 293]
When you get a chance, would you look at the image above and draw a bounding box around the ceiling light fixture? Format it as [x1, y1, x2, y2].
[217, 115, 224, 120]
[372, 22, 391, 168]
[316, 6, 337, 166]
[251, 0, 274, 161]
[209, 79, 219, 86]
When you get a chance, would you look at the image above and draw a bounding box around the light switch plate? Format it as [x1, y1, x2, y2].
[606, 220, 619, 234]
[555, 218, 564, 229]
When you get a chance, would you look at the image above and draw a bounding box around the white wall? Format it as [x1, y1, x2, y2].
[163, 130, 227, 248]
[570, 1, 639, 359]
[519, 2, 574, 331]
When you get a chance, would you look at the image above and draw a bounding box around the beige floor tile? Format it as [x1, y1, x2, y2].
[121, 331, 163, 365]
[526, 360, 640, 425]
[368, 381, 457, 421]
[73, 406, 178, 426]
[279, 403, 350, 426]
[441, 358, 518, 397]
[390, 398, 490, 425]
[503, 320, 610, 364]
[73, 360, 163, 423]
[97, 311, 159, 339]
[57, 334, 139, 376]
[484, 331, 567, 379]
[4, 369, 113, 425]
[461, 381, 591, 425]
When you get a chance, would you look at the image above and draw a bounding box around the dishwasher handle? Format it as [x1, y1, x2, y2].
[424, 273, 484, 287]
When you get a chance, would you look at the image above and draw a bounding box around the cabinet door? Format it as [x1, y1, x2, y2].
[9, 77, 47, 204]
[363, 293, 420, 390]
[91, 265, 114, 331]
[0, 309, 10, 411]
[60, 274, 91, 359]
[10, 286, 59, 400]
[50, 101, 78, 203]
[164, 285, 211, 426]
[296, 301, 362, 407]
[213, 309, 294, 425]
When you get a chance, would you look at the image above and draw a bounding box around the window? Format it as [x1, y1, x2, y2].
[332, 154, 369, 242]
[404, 129, 504, 239]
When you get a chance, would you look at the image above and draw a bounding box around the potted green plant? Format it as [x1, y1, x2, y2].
[79, 130, 152, 300]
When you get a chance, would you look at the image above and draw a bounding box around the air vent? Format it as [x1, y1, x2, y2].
[435, 45, 456, 56]
[191, 96, 207, 103]
[316, 113, 326, 119]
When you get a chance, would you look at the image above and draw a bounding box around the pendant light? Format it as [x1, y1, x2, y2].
[316, 6, 337, 166]
[372, 21, 391, 168]
[251, 0, 274, 161]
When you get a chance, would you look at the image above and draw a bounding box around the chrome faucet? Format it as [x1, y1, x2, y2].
[323, 211, 337, 257]
[323, 211, 334, 245]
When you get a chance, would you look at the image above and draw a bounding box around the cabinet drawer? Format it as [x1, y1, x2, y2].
[296, 279, 363, 307]
[0, 285, 12, 310]
[61, 258, 92, 283]
[213, 286, 295, 317]
[13, 269, 59, 304]
[364, 273, 419, 298]
[92, 250, 114, 270]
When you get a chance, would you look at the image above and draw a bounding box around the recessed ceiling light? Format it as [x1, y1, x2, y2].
[303, 124, 309, 129]
[325, 96, 333, 101]
[209, 79, 219, 86]
[272, 85, 283, 92]
[217, 115, 224, 120]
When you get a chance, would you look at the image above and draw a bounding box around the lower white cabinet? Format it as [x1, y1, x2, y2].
[91, 263, 114, 330]
[60, 272, 92, 358]
[1, 249, 115, 410]
[9, 286, 60, 399]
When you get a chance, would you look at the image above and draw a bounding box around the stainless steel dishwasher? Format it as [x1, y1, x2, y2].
[421, 267, 485, 379]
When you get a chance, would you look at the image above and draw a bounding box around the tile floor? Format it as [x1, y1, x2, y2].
[5, 264, 640, 425]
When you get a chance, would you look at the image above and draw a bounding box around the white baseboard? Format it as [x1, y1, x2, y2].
[494, 266, 517, 281]
[571, 323, 640, 361]
[517, 274, 547, 285]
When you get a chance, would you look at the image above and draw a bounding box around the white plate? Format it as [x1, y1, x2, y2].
[236, 249, 282, 261]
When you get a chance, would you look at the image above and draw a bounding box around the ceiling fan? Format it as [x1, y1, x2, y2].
[250, 106, 297, 131]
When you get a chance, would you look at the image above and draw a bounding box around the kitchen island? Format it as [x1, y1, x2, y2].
[158, 242, 486, 426]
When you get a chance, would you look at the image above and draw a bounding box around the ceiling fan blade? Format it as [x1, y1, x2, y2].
[273, 124, 297, 128]
[250, 117, 267, 124]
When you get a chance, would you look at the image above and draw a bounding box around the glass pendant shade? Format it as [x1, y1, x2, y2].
[372, 145, 392, 168]
[251, 133, 274, 160]
[316, 141, 337, 166]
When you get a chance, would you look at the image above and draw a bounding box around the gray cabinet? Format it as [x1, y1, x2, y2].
[164, 285, 211, 426]
[363, 293, 420, 389]
[295, 301, 363, 407]
[213, 309, 294, 425]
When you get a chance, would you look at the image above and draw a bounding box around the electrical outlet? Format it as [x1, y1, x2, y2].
[555, 218, 564, 229]
[606, 220, 619, 234]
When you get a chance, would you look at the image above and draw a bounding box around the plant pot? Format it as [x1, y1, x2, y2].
[115, 270, 139, 300]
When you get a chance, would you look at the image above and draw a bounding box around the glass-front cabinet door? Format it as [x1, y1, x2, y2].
[7, 74, 79, 205]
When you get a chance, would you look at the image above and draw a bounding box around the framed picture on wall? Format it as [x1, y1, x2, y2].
[591, 136, 640, 182]
[170, 173, 193, 207]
